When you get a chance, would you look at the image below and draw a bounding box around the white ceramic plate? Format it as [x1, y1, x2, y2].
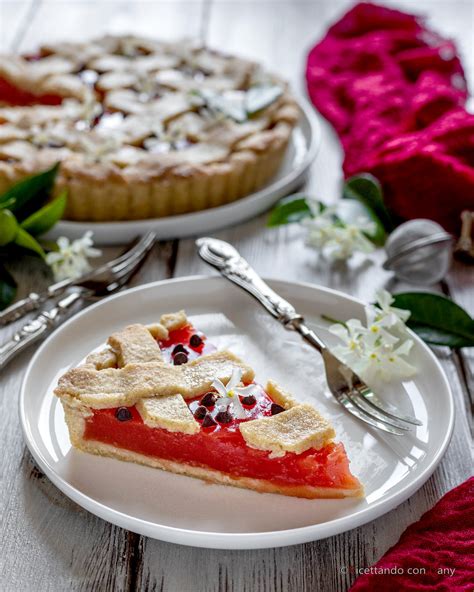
[45, 98, 320, 245]
[20, 277, 454, 549]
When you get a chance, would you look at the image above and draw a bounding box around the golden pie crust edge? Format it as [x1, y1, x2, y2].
[0, 122, 292, 221]
[62, 403, 363, 499]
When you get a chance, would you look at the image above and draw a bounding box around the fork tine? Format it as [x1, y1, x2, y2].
[331, 388, 406, 436]
[105, 238, 155, 291]
[85, 231, 155, 280]
[353, 382, 423, 426]
[92, 232, 156, 286]
[345, 387, 412, 431]
[109, 232, 156, 274]
[86, 233, 155, 296]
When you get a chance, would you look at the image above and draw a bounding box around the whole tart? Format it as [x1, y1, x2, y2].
[54, 310, 363, 499]
[0, 36, 300, 221]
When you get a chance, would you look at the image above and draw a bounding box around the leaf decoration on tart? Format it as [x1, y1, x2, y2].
[246, 85, 283, 116]
[190, 84, 283, 123]
[54, 310, 363, 499]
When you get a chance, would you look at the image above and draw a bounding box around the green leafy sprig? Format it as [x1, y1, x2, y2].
[392, 292, 474, 348]
[268, 173, 393, 247]
[0, 163, 66, 308]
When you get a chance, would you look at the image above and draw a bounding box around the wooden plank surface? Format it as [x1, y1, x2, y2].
[1, 1, 473, 591]
[0, 0, 36, 51]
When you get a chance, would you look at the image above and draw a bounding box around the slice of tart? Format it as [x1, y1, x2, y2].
[55, 311, 363, 499]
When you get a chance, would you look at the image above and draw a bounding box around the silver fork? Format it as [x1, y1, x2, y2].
[0, 232, 155, 370]
[196, 237, 422, 436]
[0, 231, 156, 325]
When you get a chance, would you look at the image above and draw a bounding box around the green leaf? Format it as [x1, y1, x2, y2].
[0, 163, 60, 222]
[0, 197, 16, 210]
[0, 209, 19, 246]
[392, 292, 474, 348]
[0, 264, 17, 310]
[343, 173, 395, 233]
[14, 227, 46, 258]
[335, 199, 386, 246]
[20, 190, 67, 236]
[267, 194, 314, 227]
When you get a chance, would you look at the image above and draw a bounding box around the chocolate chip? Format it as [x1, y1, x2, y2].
[173, 352, 188, 365]
[271, 403, 285, 415]
[200, 392, 217, 408]
[189, 334, 203, 348]
[193, 405, 208, 420]
[172, 343, 187, 356]
[202, 413, 217, 428]
[215, 408, 232, 424]
[241, 394, 257, 407]
[115, 407, 132, 421]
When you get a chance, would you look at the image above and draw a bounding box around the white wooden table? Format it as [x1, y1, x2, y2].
[1, 1, 473, 590]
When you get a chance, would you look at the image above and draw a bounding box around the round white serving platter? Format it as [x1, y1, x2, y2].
[45, 98, 320, 245]
[20, 277, 454, 549]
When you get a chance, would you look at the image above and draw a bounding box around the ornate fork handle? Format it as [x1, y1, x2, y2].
[0, 291, 82, 370]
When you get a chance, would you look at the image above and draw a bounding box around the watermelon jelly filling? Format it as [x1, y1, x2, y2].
[0, 76, 63, 106]
[83, 324, 358, 489]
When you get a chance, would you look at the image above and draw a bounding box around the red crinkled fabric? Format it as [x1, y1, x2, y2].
[306, 2, 474, 231]
[349, 477, 474, 591]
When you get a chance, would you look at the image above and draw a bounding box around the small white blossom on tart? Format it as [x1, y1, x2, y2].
[77, 134, 122, 163]
[46, 231, 102, 281]
[211, 367, 258, 420]
[74, 96, 103, 130]
[328, 290, 417, 384]
[303, 203, 376, 262]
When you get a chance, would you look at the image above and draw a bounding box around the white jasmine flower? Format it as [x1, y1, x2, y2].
[328, 295, 416, 383]
[46, 231, 101, 281]
[370, 289, 411, 329]
[353, 339, 416, 384]
[76, 95, 102, 129]
[134, 72, 159, 99]
[303, 205, 375, 261]
[78, 134, 121, 163]
[29, 122, 68, 148]
[211, 368, 257, 419]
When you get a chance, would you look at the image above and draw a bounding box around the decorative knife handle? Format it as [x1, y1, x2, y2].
[0, 277, 72, 326]
[0, 292, 46, 326]
[0, 291, 82, 370]
[196, 237, 303, 325]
